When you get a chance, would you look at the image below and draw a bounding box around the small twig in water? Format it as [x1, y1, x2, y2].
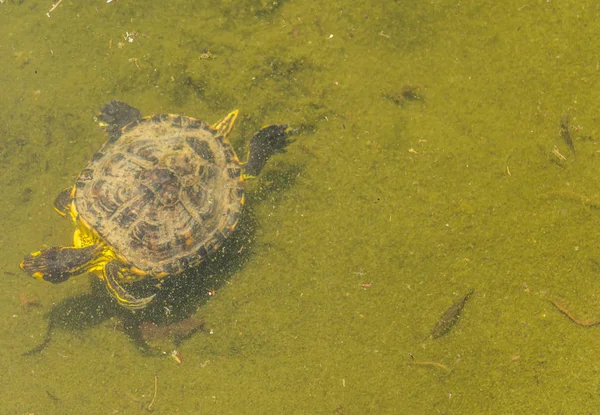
[46, 0, 62, 16]
[147, 376, 158, 411]
[550, 298, 600, 327]
[407, 361, 450, 372]
[22, 320, 54, 356]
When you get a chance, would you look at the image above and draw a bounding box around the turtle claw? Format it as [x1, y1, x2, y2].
[104, 262, 156, 310]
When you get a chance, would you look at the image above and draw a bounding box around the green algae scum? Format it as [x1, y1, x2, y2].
[2, 1, 600, 413]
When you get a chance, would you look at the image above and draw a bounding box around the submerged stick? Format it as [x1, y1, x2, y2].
[406, 360, 450, 372]
[147, 376, 158, 411]
[22, 320, 54, 356]
[560, 115, 575, 153]
[549, 298, 600, 327]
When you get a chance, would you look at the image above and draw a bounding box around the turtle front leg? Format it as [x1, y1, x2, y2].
[104, 262, 156, 310]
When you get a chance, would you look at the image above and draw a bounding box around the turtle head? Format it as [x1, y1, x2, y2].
[20, 244, 102, 284]
[244, 125, 294, 178]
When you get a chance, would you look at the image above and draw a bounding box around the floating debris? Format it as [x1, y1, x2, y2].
[406, 360, 450, 372]
[46, 0, 62, 17]
[147, 376, 158, 411]
[382, 86, 422, 106]
[549, 298, 600, 327]
[430, 289, 474, 339]
[19, 292, 42, 311]
[139, 318, 205, 343]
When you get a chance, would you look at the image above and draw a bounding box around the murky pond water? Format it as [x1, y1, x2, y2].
[2, 1, 600, 413]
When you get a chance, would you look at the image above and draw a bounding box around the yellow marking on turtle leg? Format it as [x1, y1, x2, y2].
[212, 110, 239, 136]
[73, 229, 85, 248]
[104, 262, 156, 310]
[242, 173, 257, 181]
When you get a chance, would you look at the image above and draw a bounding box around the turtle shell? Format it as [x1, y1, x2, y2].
[73, 114, 244, 276]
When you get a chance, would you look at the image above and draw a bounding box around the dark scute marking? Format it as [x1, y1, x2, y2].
[178, 255, 191, 270]
[204, 166, 217, 181]
[138, 168, 181, 206]
[186, 137, 215, 162]
[170, 115, 183, 126]
[169, 154, 195, 177]
[115, 205, 140, 228]
[102, 163, 114, 177]
[114, 186, 130, 205]
[199, 208, 215, 222]
[79, 168, 94, 181]
[196, 245, 208, 259]
[227, 167, 241, 180]
[91, 151, 105, 162]
[204, 232, 226, 255]
[89, 179, 118, 215]
[186, 252, 202, 267]
[112, 153, 126, 163]
[174, 233, 190, 250]
[89, 178, 106, 195]
[149, 115, 163, 124]
[223, 148, 234, 163]
[130, 221, 159, 248]
[233, 187, 244, 199]
[135, 146, 159, 164]
[183, 185, 206, 208]
[164, 261, 180, 275]
[98, 197, 119, 217]
[187, 119, 203, 129]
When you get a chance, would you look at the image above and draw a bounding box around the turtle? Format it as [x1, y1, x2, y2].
[20, 101, 293, 310]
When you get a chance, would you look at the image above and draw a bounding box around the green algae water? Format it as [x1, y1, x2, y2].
[2, 0, 600, 413]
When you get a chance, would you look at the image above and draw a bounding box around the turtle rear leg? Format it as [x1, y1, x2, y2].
[104, 262, 156, 310]
[21, 244, 103, 283]
[53, 187, 75, 218]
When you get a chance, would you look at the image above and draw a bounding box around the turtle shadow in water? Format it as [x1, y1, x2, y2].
[25, 164, 302, 355]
